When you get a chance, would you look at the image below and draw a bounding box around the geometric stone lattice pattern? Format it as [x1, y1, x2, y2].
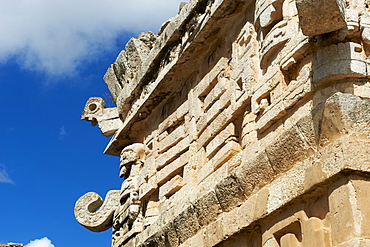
[74, 0, 370, 246]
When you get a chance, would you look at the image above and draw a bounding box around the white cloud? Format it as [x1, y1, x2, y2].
[25, 237, 55, 247]
[0, 163, 14, 184]
[0, 0, 184, 76]
[58, 126, 67, 139]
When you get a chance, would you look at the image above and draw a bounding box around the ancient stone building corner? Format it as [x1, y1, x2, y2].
[0, 244, 23, 247]
[74, 0, 370, 246]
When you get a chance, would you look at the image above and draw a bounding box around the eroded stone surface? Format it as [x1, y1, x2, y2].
[295, 0, 346, 36]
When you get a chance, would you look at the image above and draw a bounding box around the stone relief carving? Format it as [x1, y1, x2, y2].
[112, 143, 147, 246]
[74, 143, 147, 246]
[74, 190, 120, 232]
[256, 0, 308, 72]
[81, 97, 122, 137]
[231, 21, 260, 92]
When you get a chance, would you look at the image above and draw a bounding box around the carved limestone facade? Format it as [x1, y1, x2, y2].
[75, 0, 370, 246]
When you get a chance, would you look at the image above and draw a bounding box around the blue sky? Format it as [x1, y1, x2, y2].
[0, 1, 183, 246]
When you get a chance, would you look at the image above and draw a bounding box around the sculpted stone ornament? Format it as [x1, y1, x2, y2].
[119, 143, 146, 177]
[81, 97, 122, 137]
[74, 143, 146, 246]
[74, 190, 120, 232]
[112, 143, 146, 246]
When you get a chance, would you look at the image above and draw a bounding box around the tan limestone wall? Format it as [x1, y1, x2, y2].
[183, 138, 370, 247]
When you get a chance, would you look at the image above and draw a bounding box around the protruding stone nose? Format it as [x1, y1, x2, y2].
[81, 97, 106, 120]
[81, 97, 122, 137]
[74, 190, 120, 232]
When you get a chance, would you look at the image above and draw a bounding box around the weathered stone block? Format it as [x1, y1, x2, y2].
[138, 156, 156, 187]
[295, 0, 346, 36]
[205, 89, 231, 124]
[104, 65, 122, 101]
[211, 140, 241, 170]
[206, 122, 236, 158]
[139, 175, 158, 201]
[203, 77, 229, 111]
[241, 131, 258, 149]
[254, 187, 269, 220]
[295, 113, 320, 149]
[203, 219, 224, 247]
[265, 125, 312, 175]
[237, 193, 258, 229]
[159, 175, 184, 199]
[156, 137, 190, 170]
[195, 161, 228, 200]
[301, 217, 331, 247]
[143, 230, 166, 247]
[304, 158, 326, 191]
[158, 125, 186, 154]
[267, 162, 305, 213]
[197, 160, 214, 184]
[349, 177, 370, 238]
[215, 175, 246, 212]
[173, 205, 201, 243]
[340, 139, 370, 173]
[329, 176, 356, 246]
[157, 152, 189, 185]
[321, 92, 370, 140]
[197, 107, 233, 149]
[163, 222, 179, 247]
[188, 228, 206, 247]
[221, 209, 240, 238]
[193, 191, 222, 226]
[235, 150, 275, 197]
